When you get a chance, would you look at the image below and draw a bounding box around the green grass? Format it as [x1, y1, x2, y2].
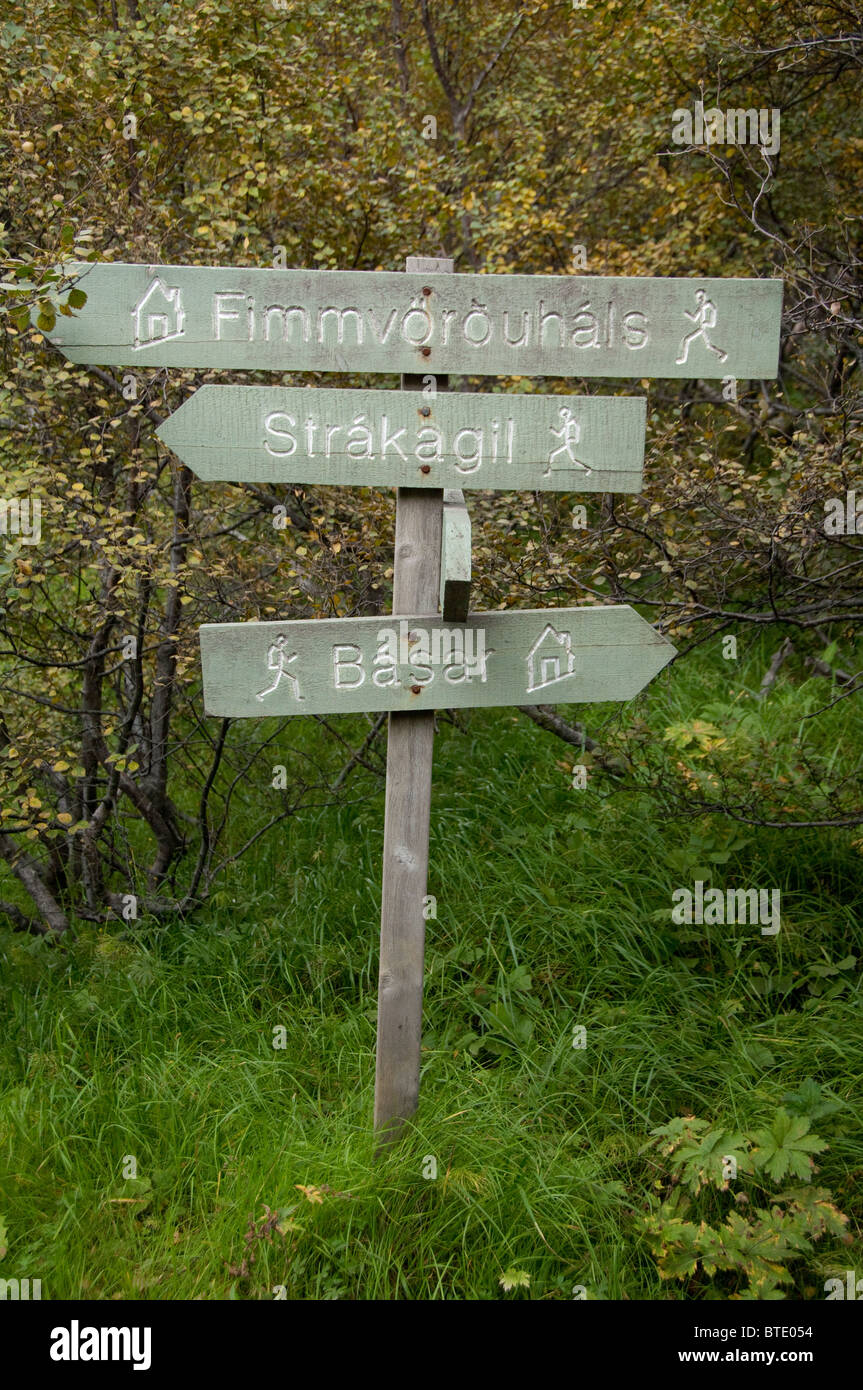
[1, 644, 862, 1300]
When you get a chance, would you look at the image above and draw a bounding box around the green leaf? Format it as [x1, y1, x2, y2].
[780, 1078, 843, 1123]
[67, 287, 87, 309]
[666, 1124, 750, 1193]
[507, 964, 532, 993]
[777, 1185, 850, 1240]
[750, 1108, 827, 1182]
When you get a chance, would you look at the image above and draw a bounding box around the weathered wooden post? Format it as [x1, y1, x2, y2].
[373, 255, 452, 1143]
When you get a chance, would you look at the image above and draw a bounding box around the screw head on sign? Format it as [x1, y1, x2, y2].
[411, 684, 422, 694]
[422, 287, 432, 296]
[420, 464, 431, 474]
[420, 406, 431, 417]
[421, 346, 431, 357]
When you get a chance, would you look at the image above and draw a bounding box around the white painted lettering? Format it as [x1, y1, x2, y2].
[333, 644, 365, 689]
[380, 415, 408, 460]
[263, 412, 297, 457]
[213, 292, 245, 339]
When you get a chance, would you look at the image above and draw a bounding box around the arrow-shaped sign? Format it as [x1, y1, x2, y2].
[156, 386, 646, 492]
[198, 606, 676, 718]
[43, 262, 783, 378]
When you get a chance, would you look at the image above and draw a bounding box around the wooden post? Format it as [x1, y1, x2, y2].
[374, 255, 453, 1143]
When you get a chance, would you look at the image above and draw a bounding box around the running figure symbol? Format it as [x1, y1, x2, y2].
[675, 289, 728, 366]
[256, 634, 304, 701]
[546, 407, 592, 476]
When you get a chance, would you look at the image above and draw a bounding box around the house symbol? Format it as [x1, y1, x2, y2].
[526, 623, 576, 694]
[132, 276, 186, 349]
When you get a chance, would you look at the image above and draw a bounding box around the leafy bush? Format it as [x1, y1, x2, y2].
[639, 1094, 850, 1299]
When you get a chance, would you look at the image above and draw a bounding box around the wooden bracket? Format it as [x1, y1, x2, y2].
[440, 488, 472, 622]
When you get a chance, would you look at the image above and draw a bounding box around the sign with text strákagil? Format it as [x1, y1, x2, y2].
[45, 263, 783, 379]
[156, 386, 647, 492]
[198, 606, 675, 719]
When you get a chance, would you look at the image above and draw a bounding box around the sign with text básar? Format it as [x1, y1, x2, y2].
[198, 606, 676, 719]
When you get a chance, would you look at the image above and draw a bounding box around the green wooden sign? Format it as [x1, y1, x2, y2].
[44, 262, 783, 378]
[156, 386, 647, 492]
[198, 606, 676, 718]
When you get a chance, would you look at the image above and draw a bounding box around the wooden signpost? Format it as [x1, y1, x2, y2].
[376, 253, 448, 1137]
[43, 253, 783, 1144]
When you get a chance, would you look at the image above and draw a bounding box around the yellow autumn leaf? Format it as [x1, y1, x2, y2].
[295, 1184, 325, 1204]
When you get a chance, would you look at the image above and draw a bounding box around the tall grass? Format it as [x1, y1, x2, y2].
[1, 640, 861, 1299]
